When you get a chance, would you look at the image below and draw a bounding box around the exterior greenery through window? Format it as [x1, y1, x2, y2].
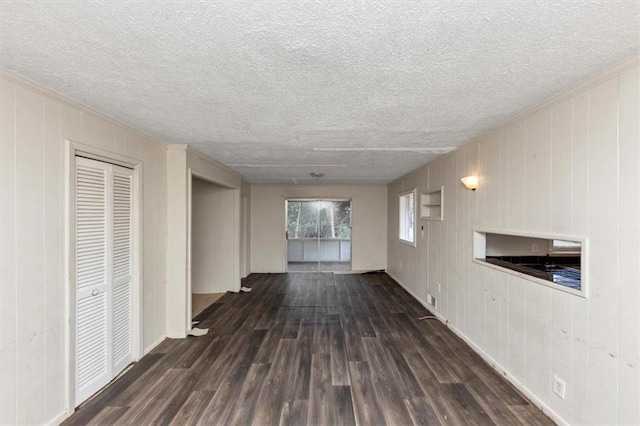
[399, 191, 415, 244]
[287, 200, 351, 239]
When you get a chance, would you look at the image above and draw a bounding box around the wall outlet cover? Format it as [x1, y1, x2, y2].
[552, 375, 566, 400]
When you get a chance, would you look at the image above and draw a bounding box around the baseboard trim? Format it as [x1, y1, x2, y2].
[46, 410, 70, 426]
[385, 271, 568, 426]
[143, 335, 167, 356]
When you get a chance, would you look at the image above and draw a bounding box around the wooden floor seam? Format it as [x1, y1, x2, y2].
[64, 272, 553, 426]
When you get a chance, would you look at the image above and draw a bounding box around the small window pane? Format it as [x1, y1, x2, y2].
[399, 192, 415, 243]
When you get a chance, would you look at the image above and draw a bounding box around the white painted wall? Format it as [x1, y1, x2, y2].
[191, 178, 235, 293]
[250, 184, 387, 272]
[165, 147, 242, 338]
[387, 58, 639, 425]
[0, 71, 168, 424]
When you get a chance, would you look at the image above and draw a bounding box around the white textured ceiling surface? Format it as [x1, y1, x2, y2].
[1, 1, 638, 184]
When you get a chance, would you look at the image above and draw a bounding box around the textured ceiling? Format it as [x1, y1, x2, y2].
[1, 1, 638, 184]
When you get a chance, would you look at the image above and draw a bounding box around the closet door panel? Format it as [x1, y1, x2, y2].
[75, 158, 110, 406]
[112, 167, 133, 370]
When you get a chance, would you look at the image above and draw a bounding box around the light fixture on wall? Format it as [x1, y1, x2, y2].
[309, 172, 324, 178]
[461, 175, 480, 191]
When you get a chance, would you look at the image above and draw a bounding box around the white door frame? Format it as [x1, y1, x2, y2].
[186, 170, 240, 330]
[241, 195, 249, 278]
[64, 140, 144, 414]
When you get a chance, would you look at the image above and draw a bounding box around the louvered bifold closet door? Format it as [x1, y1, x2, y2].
[75, 157, 111, 406]
[111, 166, 134, 373]
[75, 157, 135, 407]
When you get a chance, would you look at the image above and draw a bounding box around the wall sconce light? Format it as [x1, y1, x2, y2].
[461, 175, 480, 191]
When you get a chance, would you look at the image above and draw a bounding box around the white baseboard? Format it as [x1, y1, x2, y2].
[166, 333, 187, 339]
[143, 335, 167, 356]
[385, 272, 568, 426]
[46, 410, 70, 426]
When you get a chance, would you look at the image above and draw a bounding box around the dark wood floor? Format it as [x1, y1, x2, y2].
[65, 273, 553, 426]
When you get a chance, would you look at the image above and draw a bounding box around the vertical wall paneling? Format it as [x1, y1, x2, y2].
[523, 283, 551, 402]
[507, 121, 526, 229]
[569, 89, 591, 424]
[15, 85, 46, 424]
[60, 104, 81, 143]
[93, 117, 116, 153]
[43, 97, 63, 420]
[617, 67, 640, 425]
[483, 133, 500, 230]
[549, 290, 573, 419]
[124, 129, 140, 160]
[0, 72, 169, 424]
[80, 111, 94, 146]
[498, 130, 510, 229]
[0, 79, 17, 425]
[524, 109, 552, 233]
[587, 77, 619, 424]
[140, 140, 156, 349]
[550, 99, 573, 234]
[508, 276, 526, 381]
[114, 127, 126, 155]
[155, 146, 168, 343]
[387, 62, 639, 425]
[571, 91, 590, 237]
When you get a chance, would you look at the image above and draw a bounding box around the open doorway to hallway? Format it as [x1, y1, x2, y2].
[190, 177, 231, 318]
[286, 199, 352, 272]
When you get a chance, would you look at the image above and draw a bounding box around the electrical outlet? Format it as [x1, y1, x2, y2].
[532, 243, 539, 253]
[552, 375, 566, 400]
[437, 282, 441, 293]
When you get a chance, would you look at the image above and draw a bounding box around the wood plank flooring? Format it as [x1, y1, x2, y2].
[64, 273, 553, 425]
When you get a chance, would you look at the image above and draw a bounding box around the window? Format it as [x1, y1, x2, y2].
[399, 190, 415, 244]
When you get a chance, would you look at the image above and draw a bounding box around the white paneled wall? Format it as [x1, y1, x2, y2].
[0, 72, 168, 424]
[250, 184, 387, 273]
[387, 61, 639, 424]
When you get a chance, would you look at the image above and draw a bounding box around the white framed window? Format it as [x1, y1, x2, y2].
[399, 190, 416, 245]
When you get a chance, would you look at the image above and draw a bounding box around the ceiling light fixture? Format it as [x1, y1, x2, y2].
[461, 175, 480, 191]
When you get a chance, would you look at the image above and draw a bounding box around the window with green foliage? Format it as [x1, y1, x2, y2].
[287, 200, 351, 239]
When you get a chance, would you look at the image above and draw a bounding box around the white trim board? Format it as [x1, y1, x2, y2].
[143, 335, 167, 356]
[385, 271, 569, 426]
[46, 411, 71, 426]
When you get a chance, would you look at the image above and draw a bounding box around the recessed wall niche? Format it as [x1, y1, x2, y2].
[473, 229, 587, 297]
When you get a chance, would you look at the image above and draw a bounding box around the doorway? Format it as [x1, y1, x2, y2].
[286, 199, 352, 272]
[190, 177, 233, 318]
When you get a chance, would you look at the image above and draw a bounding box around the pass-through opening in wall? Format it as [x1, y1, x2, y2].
[473, 229, 587, 297]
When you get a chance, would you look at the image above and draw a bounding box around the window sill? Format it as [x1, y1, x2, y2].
[473, 258, 586, 298]
[399, 238, 416, 248]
